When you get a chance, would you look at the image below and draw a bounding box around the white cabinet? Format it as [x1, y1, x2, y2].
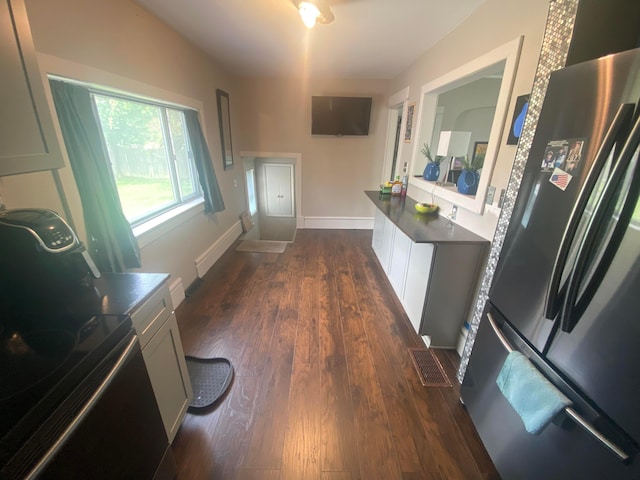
[0, 0, 64, 176]
[388, 227, 412, 299]
[142, 313, 192, 443]
[372, 211, 434, 335]
[130, 282, 193, 442]
[368, 192, 489, 347]
[403, 243, 435, 334]
[372, 209, 395, 273]
[371, 207, 487, 347]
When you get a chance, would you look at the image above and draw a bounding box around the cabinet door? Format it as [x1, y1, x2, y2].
[0, 0, 64, 176]
[377, 216, 395, 273]
[372, 208, 385, 258]
[142, 313, 193, 442]
[388, 227, 411, 299]
[264, 164, 294, 217]
[403, 243, 435, 334]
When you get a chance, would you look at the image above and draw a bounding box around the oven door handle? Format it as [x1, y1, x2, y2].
[25, 334, 139, 480]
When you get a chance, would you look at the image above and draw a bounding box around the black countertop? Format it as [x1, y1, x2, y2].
[93, 272, 169, 316]
[365, 190, 489, 245]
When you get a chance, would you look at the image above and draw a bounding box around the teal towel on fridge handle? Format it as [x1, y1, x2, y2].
[496, 351, 572, 435]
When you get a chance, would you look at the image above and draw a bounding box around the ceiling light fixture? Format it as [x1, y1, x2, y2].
[292, 0, 334, 29]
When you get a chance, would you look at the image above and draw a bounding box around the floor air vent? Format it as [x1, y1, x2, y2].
[409, 348, 452, 387]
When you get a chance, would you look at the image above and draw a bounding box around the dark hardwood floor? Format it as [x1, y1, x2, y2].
[172, 229, 498, 480]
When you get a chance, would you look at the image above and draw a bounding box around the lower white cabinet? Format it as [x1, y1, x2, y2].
[372, 211, 434, 334]
[142, 313, 193, 442]
[388, 227, 412, 299]
[130, 283, 193, 442]
[372, 209, 395, 272]
[403, 243, 435, 334]
[368, 192, 489, 347]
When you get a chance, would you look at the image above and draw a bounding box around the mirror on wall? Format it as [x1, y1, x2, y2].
[409, 37, 523, 214]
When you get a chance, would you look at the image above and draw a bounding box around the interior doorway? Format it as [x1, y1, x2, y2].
[381, 87, 410, 184]
[240, 152, 301, 242]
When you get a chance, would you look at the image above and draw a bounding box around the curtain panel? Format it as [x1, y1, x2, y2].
[184, 110, 225, 214]
[49, 79, 141, 272]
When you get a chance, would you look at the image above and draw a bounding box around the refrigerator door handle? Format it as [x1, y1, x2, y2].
[544, 103, 635, 320]
[486, 312, 630, 461]
[561, 113, 640, 332]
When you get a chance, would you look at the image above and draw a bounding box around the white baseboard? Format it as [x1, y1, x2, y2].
[169, 277, 185, 308]
[303, 216, 374, 229]
[195, 220, 243, 278]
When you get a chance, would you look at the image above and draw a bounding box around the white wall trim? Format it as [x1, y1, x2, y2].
[303, 216, 374, 230]
[134, 199, 205, 249]
[194, 220, 243, 277]
[169, 277, 185, 308]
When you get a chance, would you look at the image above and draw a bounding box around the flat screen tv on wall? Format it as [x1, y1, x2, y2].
[311, 96, 372, 136]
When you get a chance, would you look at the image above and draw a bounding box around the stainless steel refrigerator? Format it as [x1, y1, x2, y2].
[461, 48, 640, 479]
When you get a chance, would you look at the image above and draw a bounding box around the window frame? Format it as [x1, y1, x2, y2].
[90, 89, 203, 228]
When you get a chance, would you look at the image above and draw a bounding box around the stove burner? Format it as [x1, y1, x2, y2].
[0, 329, 77, 400]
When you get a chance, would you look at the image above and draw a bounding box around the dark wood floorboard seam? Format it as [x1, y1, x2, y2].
[172, 229, 499, 480]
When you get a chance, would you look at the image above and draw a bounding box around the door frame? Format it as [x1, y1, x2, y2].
[381, 86, 410, 184]
[240, 151, 303, 228]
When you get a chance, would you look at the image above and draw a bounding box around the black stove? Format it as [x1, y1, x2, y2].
[0, 308, 131, 470]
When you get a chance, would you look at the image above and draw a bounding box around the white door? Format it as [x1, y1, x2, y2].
[264, 164, 294, 217]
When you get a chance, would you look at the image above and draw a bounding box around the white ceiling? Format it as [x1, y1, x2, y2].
[134, 0, 487, 79]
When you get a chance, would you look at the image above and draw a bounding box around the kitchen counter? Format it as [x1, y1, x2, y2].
[367, 190, 489, 346]
[365, 190, 488, 245]
[93, 272, 169, 316]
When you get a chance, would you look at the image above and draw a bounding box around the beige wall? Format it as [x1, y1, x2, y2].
[236, 77, 389, 219]
[2, 0, 551, 288]
[389, 0, 549, 239]
[6, 0, 247, 289]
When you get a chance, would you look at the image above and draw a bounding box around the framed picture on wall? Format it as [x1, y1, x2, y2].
[216, 89, 234, 169]
[404, 102, 415, 143]
[473, 141, 488, 163]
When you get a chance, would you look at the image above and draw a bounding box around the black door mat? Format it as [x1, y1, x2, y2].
[185, 356, 234, 411]
[409, 348, 452, 387]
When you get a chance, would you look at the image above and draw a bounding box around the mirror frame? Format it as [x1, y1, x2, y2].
[408, 36, 523, 214]
[216, 89, 234, 170]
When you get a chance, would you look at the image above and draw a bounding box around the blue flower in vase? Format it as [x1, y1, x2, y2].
[456, 153, 484, 195]
[420, 143, 443, 181]
[457, 169, 480, 195]
[423, 162, 440, 181]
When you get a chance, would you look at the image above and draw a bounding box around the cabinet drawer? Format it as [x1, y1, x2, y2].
[131, 284, 172, 348]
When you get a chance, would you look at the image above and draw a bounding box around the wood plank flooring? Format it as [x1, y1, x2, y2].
[172, 229, 498, 480]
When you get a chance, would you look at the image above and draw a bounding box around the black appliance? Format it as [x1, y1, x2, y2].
[311, 96, 372, 136]
[461, 48, 640, 478]
[0, 209, 101, 310]
[0, 209, 174, 479]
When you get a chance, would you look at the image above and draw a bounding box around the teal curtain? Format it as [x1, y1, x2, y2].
[184, 110, 225, 213]
[49, 79, 141, 272]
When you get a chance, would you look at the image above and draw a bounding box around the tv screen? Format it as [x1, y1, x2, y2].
[311, 96, 372, 136]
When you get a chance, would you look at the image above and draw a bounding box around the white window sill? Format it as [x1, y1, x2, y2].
[133, 198, 205, 249]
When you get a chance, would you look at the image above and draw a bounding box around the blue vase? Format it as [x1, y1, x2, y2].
[423, 162, 440, 181]
[457, 169, 480, 195]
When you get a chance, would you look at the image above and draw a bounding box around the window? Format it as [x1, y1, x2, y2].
[246, 168, 257, 216]
[93, 93, 200, 226]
